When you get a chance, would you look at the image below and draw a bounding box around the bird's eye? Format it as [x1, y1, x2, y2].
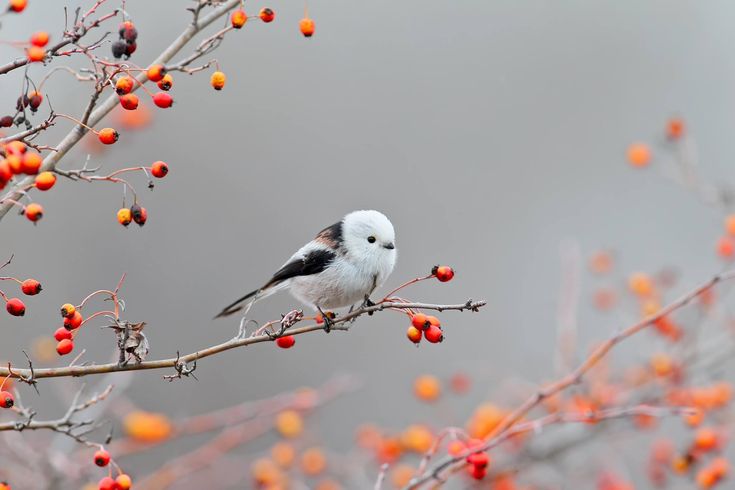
[367, 236, 376, 243]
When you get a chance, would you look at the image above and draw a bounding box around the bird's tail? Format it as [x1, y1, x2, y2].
[214, 281, 287, 319]
[214, 289, 261, 319]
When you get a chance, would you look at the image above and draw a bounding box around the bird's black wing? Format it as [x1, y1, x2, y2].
[266, 248, 337, 287]
[215, 248, 337, 318]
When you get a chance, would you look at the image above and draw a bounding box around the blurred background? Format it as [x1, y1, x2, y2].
[3, 0, 735, 488]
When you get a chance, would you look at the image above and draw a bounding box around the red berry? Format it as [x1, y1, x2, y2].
[466, 452, 489, 469]
[35, 172, 56, 191]
[21, 152, 42, 174]
[8, 0, 27, 13]
[0, 116, 12, 127]
[424, 325, 443, 343]
[119, 94, 139, 110]
[20, 279, 41, 295]
[151, 161, 168, 178]
[56, 339, 74, 355]
[54, 327, 72, 341]
[433, 265, 455, 282]
[427, 315, 441, 328]
[231, 9, 247, 28]
[276, 335, 295, 349]
[98, 128, 119, 145]
[157, 74, 173, 91]
[115, 77, 134, 95]
[94, 449, 111, 467]
[6, 298, 25, 316]
[0, 391, 14, 408]
[131, 204, 147, 226]
[469, 464, 487, 480]
[406, 326, 422, 344]
[152, 92, 173, 108]
[98, 476, 118, 490]
[24, 203, 43, 222]
[60, 303, 76, 318]
[63, 311, 83, 330]
[411, 313, 429, 330]
[30, 31, 49, 47]
[259, 8, 275, 23]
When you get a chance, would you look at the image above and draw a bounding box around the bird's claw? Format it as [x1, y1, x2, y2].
[363, 295, 375, 315]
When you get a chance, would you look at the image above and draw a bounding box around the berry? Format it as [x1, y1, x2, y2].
[28, 92, 42, 112]
[131, 204, 147, 226]
[20, 279, 41, 295]
[433, 265, 455, 282]
[667, 117, 685, 140]
[6, 298, 25, 316]
[469, 464, 487, 480]
[231, 9, 247, 28]
[111, 40, 127, 59]
[411, 313, 429, 330]
[0, 161, 12, 183]
[627, 143, 651, 168]
[26, 46, 45, 63]
[210, 71, 226, 91]
[6, 155, 22, 174]
[0, 116, 13, 127]
[116, 474, 132, 490]
[406, 326, 422, 344]
[21, 152, 42, 174]
[157, 73, 173, 91]
[56, 339, 74, 356]
[427, 315, 441, 328]
[98, 476, 117, 490]
[15, 95, 29, 110]
[63, 311, 83, 330]
[124, 42, 137, 57]
[466, 452, 489, 469]
[8, 0, 27, 13]
[151, 161, 168, 178]
[5, 141, 26, 154]
[119, 94, 139, 110]
[259, 8, 275, 23]
[119, 21, 138, 43]
[115, 77, 134, 95]
[60, 303, 76, 318]
[94, 449, 111, 467]
[276, 335, 295, 349]
[117, 208, 132, 226]
[98, 128, 119, 145]
[146, 64, 166, 82]
[30, 31, 49, 47]
[424, 325, 443, 343]
[152, 92, 173, 108]
[54, 327, 72, 341]
[300, 18, 315, 37]
[0, 391, 14, 408]
[35, 171, 56, 190]
[24, 203, 43, 222]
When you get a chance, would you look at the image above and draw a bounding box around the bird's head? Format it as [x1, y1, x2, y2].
[342, 210, 397, 264]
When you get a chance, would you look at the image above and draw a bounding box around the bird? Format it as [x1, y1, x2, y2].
[215, 210, 397, 329]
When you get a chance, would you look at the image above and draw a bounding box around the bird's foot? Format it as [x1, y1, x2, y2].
[363, 295, 376, 315]
[317, 309, 336, 333]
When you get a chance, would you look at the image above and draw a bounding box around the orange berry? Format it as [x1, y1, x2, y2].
[406, 325, 422, 344]
[8, 0, 27, 12]
[115, 76, 134, 95]
[275, 410, 303, 438]
[26, 46, 45, 62]
[300, 447, 327, 476]
[271, 442, 295, 468]
[24, 202, 43, 222]
[60, 303, 75, 318]
[5, 140, 26, 154]
[119, 93, 139, 110]
[210, 71, 226, 91]
[35, 171, 56, 191]
[694, 427, 719, 451]
[21, 151, 42, 174]
[231, 9, 247, 28]
[300, 17, 315, 37]
[414, 375, 441, 402]
[401, 425, 434, 453]
[628, 272, 654, 297]
[717, 236, 735, 259]
[63, 311, 83, 330]
[650, 353, 674, 377]
[123, 411, 172, 442]
[424, 325, 443, 343]
[146, 64, 166, 82]
[115, 474, 132, 490]
[447, 439, 466, 456]
[98, 128, 119, 145]
[710, 457, 729, 478]
[151, 160, 168, 178]
[427, 315, 440, 328]
[627, 143, 651, 168]
[30, 31, 49, 47]
[725, 214, 735, 236]
[56, 338, 74, 355]
[259, 8, 275, 23]
[411, 313, 429, 330]
[390, 465, 415, 488]
[696, 468, 717, 489]
[6, 154, 22, 174]
[667, 117, 685, 140]
[157, 73, 173, 91]
[684, 408, 705, 428]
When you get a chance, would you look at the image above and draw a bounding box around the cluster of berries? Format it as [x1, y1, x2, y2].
[52, 303, 83, 356]
[447, 439, 490, 480]
[0, 140, 56, 201]
[23, 29, 49, 63]
[405, 266, 454, 345]
[1, 276, 41, 317]
[111, 21, 138, 59]
[91, 448, 133, 490]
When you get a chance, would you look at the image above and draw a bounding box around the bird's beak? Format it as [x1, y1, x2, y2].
[384, 242, 395, 250]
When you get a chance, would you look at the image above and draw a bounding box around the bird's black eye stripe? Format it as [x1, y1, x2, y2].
[367, 236, 376, 243]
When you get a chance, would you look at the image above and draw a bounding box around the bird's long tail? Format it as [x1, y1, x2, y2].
[214, 289, 261, 318]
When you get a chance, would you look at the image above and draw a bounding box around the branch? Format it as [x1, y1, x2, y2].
[0, 0, 243, 222]
[0, 300, 486, 380]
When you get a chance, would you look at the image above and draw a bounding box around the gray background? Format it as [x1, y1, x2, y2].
[2, 0, 735, 487]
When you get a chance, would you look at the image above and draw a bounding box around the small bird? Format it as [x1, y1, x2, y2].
[215, 210, 397, 328]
